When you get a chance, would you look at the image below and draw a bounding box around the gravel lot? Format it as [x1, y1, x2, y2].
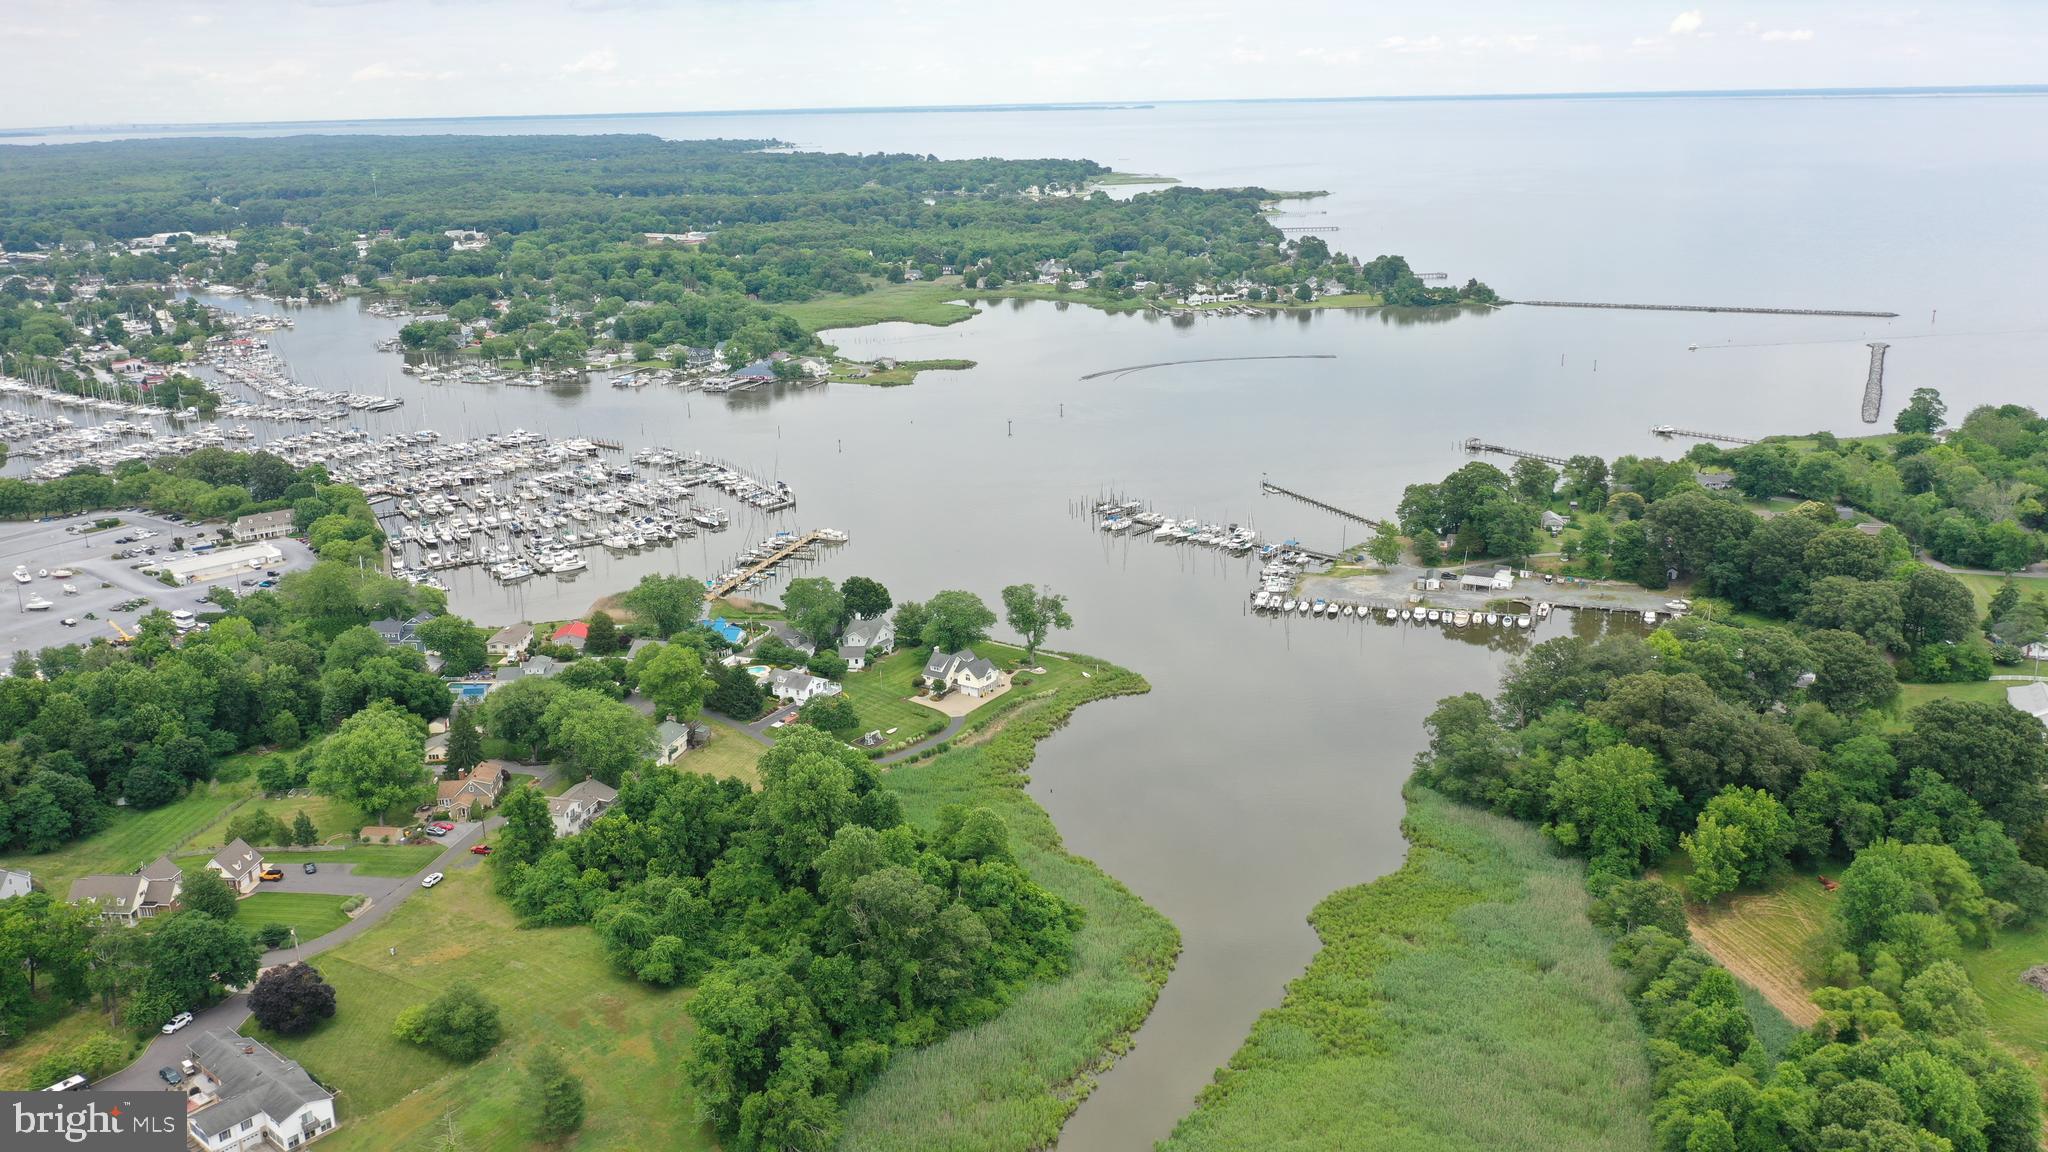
[0, 511, 315, 661]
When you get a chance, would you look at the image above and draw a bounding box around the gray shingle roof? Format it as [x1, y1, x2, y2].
[210, 838, 264, 881]
[187, 1029, 332, 1139]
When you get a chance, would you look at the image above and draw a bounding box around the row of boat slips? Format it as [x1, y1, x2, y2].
[1253, 592, 1543, 630]
[708, 528, 850, 596]
[1093, 499, 1262, 555]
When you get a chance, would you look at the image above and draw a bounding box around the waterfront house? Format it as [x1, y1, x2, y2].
[231, 509, 297, 542]
[208, 838, 266, 897]
[2008, 681, 2048, 724]
[1698, 471, 1736, 491]
[839, 615, 895, 671]
[69, 856, 182, 924]
[548, 778, 618, 837]
[550, 621, 588, 651]
[706, 618, 746, 646]
[184, 1028, 338, 1151]
[368, 613, 432, 649]
[487, 622, 534, 662]
[759, 620, 814, 655]
[0, 868, 30, 900]
[923, 651, 1005, 698]
[769, 669, 841, 703]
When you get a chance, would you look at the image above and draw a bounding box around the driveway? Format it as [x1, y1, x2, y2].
[248, 862, 391, 896]
[97, 821, 488, 1092]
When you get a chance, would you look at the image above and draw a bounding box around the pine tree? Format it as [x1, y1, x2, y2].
[447, 705, 484, 777]
[585, 611, 619, 656]
[523, 1047, 586, 1141]
[290, 809, 318, 847]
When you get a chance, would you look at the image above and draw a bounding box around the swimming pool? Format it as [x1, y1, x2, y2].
[450, 683, 491, 700]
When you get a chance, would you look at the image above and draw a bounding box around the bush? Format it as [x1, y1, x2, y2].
[249, 963, 337, 1035]
[339, 895, 365, 914]
[225, 809, 289, 847]
[392, 983, 502, 1062]
[256, 923, 294, 949]
[806, 651, 849, 679]
[28, 1034, 131, 1088]
[524, 1046, 587, 1141]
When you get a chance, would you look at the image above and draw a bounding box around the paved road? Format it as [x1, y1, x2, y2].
[98, 821, 489, 1092]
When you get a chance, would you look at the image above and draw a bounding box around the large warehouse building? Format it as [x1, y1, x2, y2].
[159, 543, 283, 586]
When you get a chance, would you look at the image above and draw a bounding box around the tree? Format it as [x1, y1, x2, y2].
[584, 611, 621, 656]
[1000, 584, 1072, 660]
[708, 662, 770, 720]
[309, 701, 429, 820]
[1893, 698, 2048, 836]
[1798, 576, 1906, 653]
[797, 694, 859, 735]
[446, 704, 483, 777]
[524, 1047, 587, 1141]
[417, 614, 488, 677]
[634, 643, 708, 722]
[290, 809, 318, 847]
[1563, 455, 1610, 510]
[920, 590, 997, 652]
[1803, 628, 1899, 714]
[1899, 566, 1977, 649]
[1367, 527, 1402, 566]
[393, 983, 503, 1062]
[839, 576, 892, 622]
[1544, 744, 1671, 876]
[891, 600, 929, 646]
[249, 962, 337, 1035]
[1894, 387, 1947, 435]
[622, 573, 700, 638]
[1682, 787, 1792, 900]
[142, 911, 261, 1016]
[539, 689, 651, 787]
[1511, 457, 1556, 505]
[782, 578, 845, 648]
[493, 782, 555, 876]
[180, 869, 239, 921]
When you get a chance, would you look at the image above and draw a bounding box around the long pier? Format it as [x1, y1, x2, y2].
[1862, 342, 1888, 424]
[1260, 480, 1386, 529]
[1279, 225, 1340, 233]
[1511, 300, 1899, 319]
[1462, 438, 1569, 467]
[705, 530, 825, 600]
[1651, 426, 1759, 445]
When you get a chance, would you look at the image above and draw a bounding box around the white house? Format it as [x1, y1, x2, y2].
[547, 778, 618, 838]
[923, 651, 1006, 698]
[0, 867, 30, 900]
[769, 669, 842, 703]
[208, 838, 266, 897]
[231, 510, 296, 542]
[185, 1028, 338, 1151]
[655, 720, 695, 766]
[839, 615, 895, 671]
[486, 622, 534, 662]
[2008, 682, 2048, 725]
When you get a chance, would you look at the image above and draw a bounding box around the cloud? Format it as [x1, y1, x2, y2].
[1760, 28, 1814, 42]
[1379, 35, 1442, 55]
[561, 48, 618, 75]
[350, 62, 460, 84]
[1628, 35, 1672, 56]
[1668, 10, 1704, 35]
[1296, 45, 1362, 65]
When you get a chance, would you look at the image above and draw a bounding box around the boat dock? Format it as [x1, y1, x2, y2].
[1259, 480, 1387, 529]
[1462, 437, 1569, 467]
[1862, 342, 1888, 424]
[705, 529, 843, 600]
[1650, 426, 1759, 445]
[1511, 300, 1899, 318]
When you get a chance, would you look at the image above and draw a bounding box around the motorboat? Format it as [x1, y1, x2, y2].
[1642, 610, 1659, 624]
[1485, 612, 1499, 625]
[1341, 604, 1355, 617]
[25, 595, 53, 611]
[1536, 602, 1552, 619]
[61, 584, 77, 595]
[1516, 614, 1532, 628]
[1452, 610, 1471, 627]
[1426, 609, 1440, 622]
[11, 567, 28, 584]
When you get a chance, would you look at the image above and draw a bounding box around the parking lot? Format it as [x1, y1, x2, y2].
[0, 511, 316, 662]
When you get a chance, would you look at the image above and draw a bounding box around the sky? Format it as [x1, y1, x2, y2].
[2, 1, 2043, 129]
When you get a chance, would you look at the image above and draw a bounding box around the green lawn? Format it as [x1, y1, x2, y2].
[817, 642, 1087, 756]
[0, 778, 255, 897]
[232, 892, 355, 941]
[837, 656, 1177, 1152]
[261, 866, 710, 1152]
[1959, 920, 2048, 1091]
[1942, 569, 2048, 614]
[1677, 862, 1837, 1028]
[174, 844, 440, 880]
[1158, 787, 1654, 1152]
[775, 280, 979, 332]
[0, 1006, 137, 1091]
[1896, 679, 2028, 720]
[835, 358, 977, 387]
[679, 720, 763, 788]
[189, 793, 367, 853]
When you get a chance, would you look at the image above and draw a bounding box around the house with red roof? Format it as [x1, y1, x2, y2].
[551, 621, 587, 651]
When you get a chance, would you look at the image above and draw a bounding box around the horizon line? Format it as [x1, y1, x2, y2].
[5, 83, 2045, 138]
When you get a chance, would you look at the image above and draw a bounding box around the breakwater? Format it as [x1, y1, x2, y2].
[1512, 300, 1899, 318]
[1862, 342, 1889, 423]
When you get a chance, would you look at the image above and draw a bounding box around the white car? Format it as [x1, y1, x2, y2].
[421, 872, 445, 889]
[160, 1011, 194, 1035]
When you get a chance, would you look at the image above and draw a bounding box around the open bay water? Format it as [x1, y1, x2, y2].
[15, 93, 2048, 1148]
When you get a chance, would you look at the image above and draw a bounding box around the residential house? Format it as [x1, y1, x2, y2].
[839, 615, 895, 671]
[208, 838, 266, 897]
[425, 733, 449, 765]
[923, 651, 1005, 698]
[487, 622, 534, 662]
[367, 614, 431, 649]
[656, 720, 691, 766]
[2008, 682, 2048, 724]
[231, 509, 296, 542]
[706, 618, 746, 646]
[0, 867, 30, 900]
[550, 621, 588, 651]
[1540, 510, 1570, 534]
[435, 766, 504, 821]
[2021, 642, 2048, 662]
[69, 856, 182, 924]
[1697, 471, 1736, 492]
[496, 654, 562, 683]
[548, 778, 618, 837]
[768, 669, 841, 703]
[759, 619, 814, 655]
[185, 1029, 338, 1151]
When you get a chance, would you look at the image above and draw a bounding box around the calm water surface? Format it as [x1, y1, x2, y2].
[21, 95, 2048, 1149]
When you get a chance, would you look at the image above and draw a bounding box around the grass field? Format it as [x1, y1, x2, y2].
[189, 793, 366, 852]
[1897, 679, 2028, 717]
[836, 358, 977, 387]
[824, 642, 1089, 755]
[1943, 569, 2048, 614]
[776, 280, 979, 332]
[231, 892, 355, 941]
[680, 720, 763, 788]
[262, 866, 710, 1152]
[835, 657, 1178, 1152]
[1681, 869, 1835, 1029]
[0, 778, 256, 897]
[1959, 920, 2048, 1088]
[1157, 787, 1653, 1152]
[0, 1006, 137, 1091]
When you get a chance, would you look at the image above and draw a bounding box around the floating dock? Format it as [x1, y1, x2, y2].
[1862, 343, 1888, 424]
[1462, 438, 1569, 467]
[1511, 300, 1899, 319]
[705, 530, 834, 600]
[1259, 480, 1386, 529]
[1650, 426, 1759, 445]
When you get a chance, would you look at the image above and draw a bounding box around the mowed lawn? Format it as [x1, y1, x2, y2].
[1682, 869, 1837, 1028]
[189, 792, 367, 852]
[262, 867, 710, 1152]
[682, 720, 764, 788]
[1959, 920, 2048, 1091]
[1942, 569, 2048, 614]
[0, 778, 254, 897]
[826, 643, 1090, 753]
[775, 279, 978, 332]
[231, 892, 354, 941]
[174, 844, 441, 883]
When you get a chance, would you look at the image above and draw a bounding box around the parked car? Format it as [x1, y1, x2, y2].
[433, 821, 456, 833]
[258, 867, 284, 882]
[303, 862, 318, 874]
[469, 844, 493, 856]
[423, 825, 446, 837]
[421, 872, 445, 889]
[157, 1066, 182, 1085]
[59, 618, 77, 627]
[161, 1012, 194, 1035]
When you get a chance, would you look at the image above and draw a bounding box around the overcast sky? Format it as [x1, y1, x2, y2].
[3, 1, 2042, 129]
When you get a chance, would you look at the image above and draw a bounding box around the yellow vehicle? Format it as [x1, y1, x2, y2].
[108, 620, 133, 645]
